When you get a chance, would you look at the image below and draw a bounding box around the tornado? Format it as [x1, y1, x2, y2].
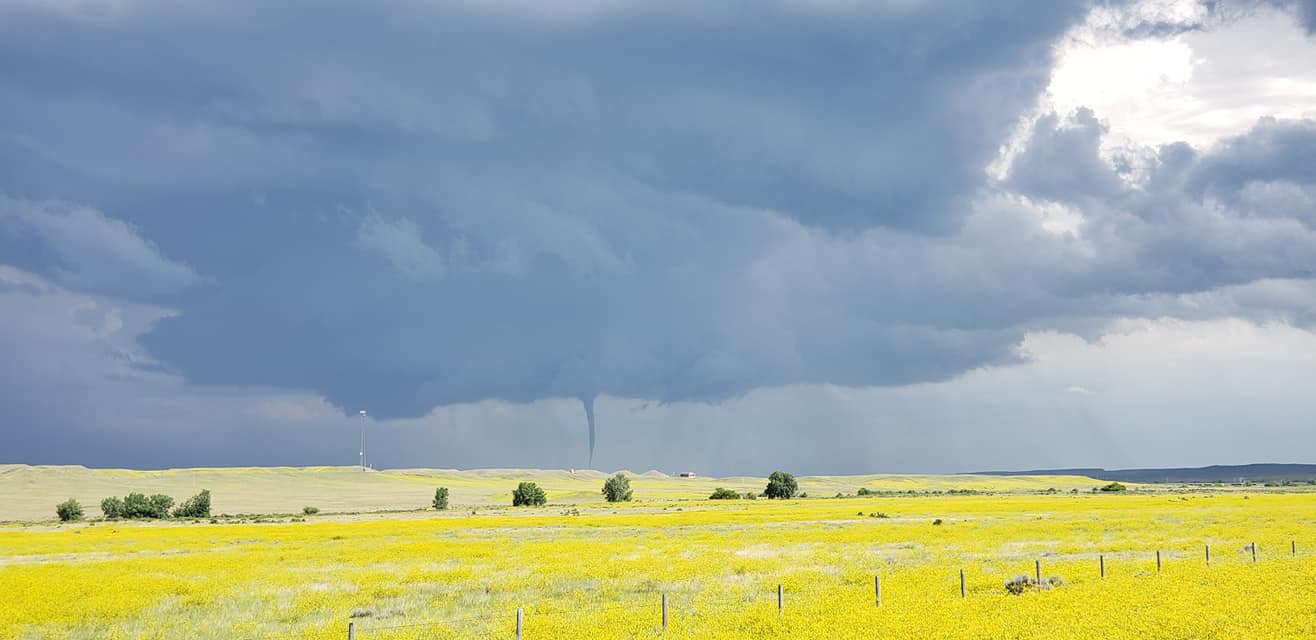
[580, 395, 597, 468]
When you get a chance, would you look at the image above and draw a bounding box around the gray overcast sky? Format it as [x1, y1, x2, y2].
[2, 0, 1316, 475]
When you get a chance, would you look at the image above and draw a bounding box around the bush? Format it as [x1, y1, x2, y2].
[56, 498, 83, 522]
[433, 487, 449, 510]
[512, 482, 546, 507]
[118, 493, 174, 519]
[303, 506, 319, 515]
[709, 487, 740, 500]
[101, 496, 123, 519]
[1099, 482, 1127, 492]
[602, 474, 633, 503]
[764, 471, 798, 499]
[742, 492, 758, 500]
[857, 487, 873, 496]
[932, 518, 943, 525]
[1005, 574, 1065, 595]
[173, 490, 211, 518]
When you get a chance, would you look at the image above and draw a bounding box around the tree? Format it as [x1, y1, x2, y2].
[433, 487, 450, 510]
[173, 490, 211, 518]
[512, 482, 547, 506]
[709, 487, 740, 500]
[101, 496, 124, 519]
[764, 471, 798, 499]
[56, 498, 84, 522]
[1099, 482, 1127, 492]
[121, 493, 173, 519]
[601, 473, 633, 502]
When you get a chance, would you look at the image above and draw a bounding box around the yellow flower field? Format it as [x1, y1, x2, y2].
[5, 491, 1316, 639]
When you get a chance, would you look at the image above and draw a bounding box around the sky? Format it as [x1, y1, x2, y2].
[1, 0, 1315, 475]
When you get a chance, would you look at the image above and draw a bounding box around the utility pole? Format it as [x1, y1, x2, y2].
[359, 409, 368, 471]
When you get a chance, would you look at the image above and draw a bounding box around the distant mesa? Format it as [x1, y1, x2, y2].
[978, 463, 1316, 484]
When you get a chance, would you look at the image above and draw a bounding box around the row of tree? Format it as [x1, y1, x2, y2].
[56, 490, 211, 521]
[54, 472, 804, 520]
[710, 471, 798, 500]
[491, 471, 800, 508]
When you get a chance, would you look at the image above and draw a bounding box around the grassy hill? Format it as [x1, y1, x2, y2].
[0, 464, 1109, 522]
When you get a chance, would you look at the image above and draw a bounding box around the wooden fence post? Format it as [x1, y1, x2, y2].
[1292, 540, 1297, 557]
[875, 575, 882, 607]
[777, 584, 784, 614]
[516, 607, 523, 640]
[1252, 542, 1258, 563]
[1099, 554, 1105, 579]
[959, 569, 966, 598]
[1156, 550, 1161, 573]
[1035, 559, 1041, 583]
[1206, 544, 1210, 566]
[347, 622, 354, 640]
[662, 593, 668, 630]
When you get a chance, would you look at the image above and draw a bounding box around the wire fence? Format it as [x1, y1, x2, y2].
[241, 538, 1310, 640]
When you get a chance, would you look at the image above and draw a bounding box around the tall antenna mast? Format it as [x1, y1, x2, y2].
[359, 409, 368, 471]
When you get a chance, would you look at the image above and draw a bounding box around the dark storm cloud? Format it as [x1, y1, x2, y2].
[1007, 113, 1316, 295]
[2, 0, 1316, 470]
[0, 0, 1093, 418]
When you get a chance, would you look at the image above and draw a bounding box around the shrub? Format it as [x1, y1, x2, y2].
[933, 518, 943, 525]
[1006, 574, 1065, 595]
[602, 474, 633, 502]
[742, 492, 758, 500]
[120, 493, 174, 519]
[303, 506, 319, 515]
[1099, 482, 1127, 492]
[512, 482, 546, 507]
[101, 496, 124, 519]
[857, 487, 873, 496]
[56, 498, 83, 522]
[433, 487, 450, 510]
[173, 490, 211, 518]
[764, 471, 798, 499]
[709, 487, 740, 500]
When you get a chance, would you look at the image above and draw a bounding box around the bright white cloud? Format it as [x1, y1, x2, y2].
[1046, 3, 1316, 149]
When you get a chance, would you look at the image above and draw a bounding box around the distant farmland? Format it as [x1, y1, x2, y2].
[0, 465, 1108, 522]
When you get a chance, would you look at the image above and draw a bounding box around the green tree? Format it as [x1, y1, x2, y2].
[56, 498, 84, 522]
[511, 482, 547, 507]
[433, 487, 450, 510]
[709, 487, 740, 500]
[764, 471, 798, 499]
[101, 496, 124, 519]
[121, 493, 173, 519]
[173, 490, 211, 518]
[1099, 482, 1127, 492]
[601, 473, 633, 502]
[148, 494, 174, 518]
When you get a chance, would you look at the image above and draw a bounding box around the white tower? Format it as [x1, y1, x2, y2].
[359, 409, 368, 471]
